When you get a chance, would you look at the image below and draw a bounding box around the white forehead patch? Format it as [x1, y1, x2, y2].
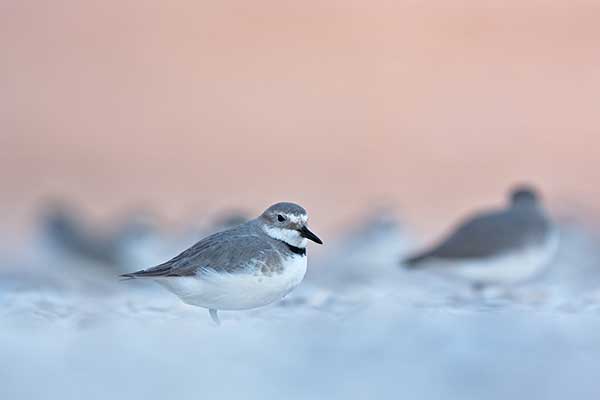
[284, 214, 308, 224]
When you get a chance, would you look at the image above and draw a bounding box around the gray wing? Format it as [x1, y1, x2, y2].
[405, 208, 550, 266]
[121, 225, 281, 278]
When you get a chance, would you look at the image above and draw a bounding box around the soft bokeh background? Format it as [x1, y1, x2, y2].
[2, 2, 600, 400]
[3, 0, 600, 236]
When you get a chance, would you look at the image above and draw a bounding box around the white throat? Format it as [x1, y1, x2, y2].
[263, 226, 308, 248]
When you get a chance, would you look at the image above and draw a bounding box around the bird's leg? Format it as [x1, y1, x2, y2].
[470, 281, 488, 304]
[471, 281, 486, 292]
[209, 308, 220, 325]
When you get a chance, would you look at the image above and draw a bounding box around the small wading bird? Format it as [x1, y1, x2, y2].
[402, 185, 558, 289]
[121, 202, 323, 324]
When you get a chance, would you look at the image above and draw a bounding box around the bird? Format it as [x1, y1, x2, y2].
[402, 185, 558, 288]
[39, 201, 123, 267]
[120, 202, 323, 324]
[40, 201, 163, 270]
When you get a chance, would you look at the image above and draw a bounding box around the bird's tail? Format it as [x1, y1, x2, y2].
[119, 273, 137, 281]
[401, 252, 430, 269]
[119, 264, 173, 280]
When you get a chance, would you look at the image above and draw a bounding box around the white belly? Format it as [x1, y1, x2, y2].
[155, 255, 307, 310]
[428, 230, 560, 285]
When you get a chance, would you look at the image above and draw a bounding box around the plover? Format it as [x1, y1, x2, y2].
[402, 185, 558, 287]
[40, 201, 121, 267]
[41, 201, 163, 270]
[121, 202, 322, 324]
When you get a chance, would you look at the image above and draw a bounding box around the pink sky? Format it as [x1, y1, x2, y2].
[3, 1, 600, 235]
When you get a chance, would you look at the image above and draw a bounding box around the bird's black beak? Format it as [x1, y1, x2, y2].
[299, 225, 323, 245]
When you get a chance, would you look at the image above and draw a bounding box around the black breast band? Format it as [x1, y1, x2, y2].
[286, 243, 306, 256]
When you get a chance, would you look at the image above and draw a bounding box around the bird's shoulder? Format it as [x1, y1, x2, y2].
[125, 223, 281, 277]
[453, 204, 549, 234]
[431, 207, 545, 258]
[404, 205, 550, 265]
[173, 225, 277, 263]
[451, 208, 511, 236]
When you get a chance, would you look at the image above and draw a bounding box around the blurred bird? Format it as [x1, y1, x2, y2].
[40, 201, 164, 272]
[402, 185, 558, 288]
[121, 202, 323, 324]
[40, 201, 122, 267]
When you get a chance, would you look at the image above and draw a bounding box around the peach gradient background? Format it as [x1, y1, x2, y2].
[2, 1, 600, 235]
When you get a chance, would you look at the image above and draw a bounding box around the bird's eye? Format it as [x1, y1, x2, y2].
[277, 215, 285, 222]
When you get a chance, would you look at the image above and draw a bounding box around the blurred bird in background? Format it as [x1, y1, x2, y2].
[402, 185, 559, 290]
